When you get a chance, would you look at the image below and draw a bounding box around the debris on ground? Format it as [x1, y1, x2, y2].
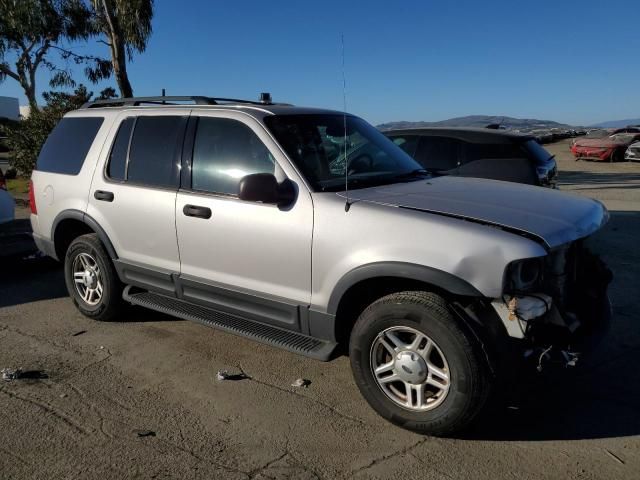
[2, 368, 21, 381]
[291, 378, 311, 388]
[71, 330, 87, 337]
[134, 430, 156, 438]
[216, 370, 249, 381]
[1, 368, 48, 381]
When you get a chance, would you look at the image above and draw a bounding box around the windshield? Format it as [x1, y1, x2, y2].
[609, 133, 637, 142]
[264, 114, 425, 191]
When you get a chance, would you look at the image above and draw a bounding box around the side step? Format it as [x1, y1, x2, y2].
[123, 288, 337, 361]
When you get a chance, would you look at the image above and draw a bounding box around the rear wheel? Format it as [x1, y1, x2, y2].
[64, 233, 124, 321]
[349, 291, 493, 436]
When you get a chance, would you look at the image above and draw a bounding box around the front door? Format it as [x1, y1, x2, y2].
[175, 111, 313, 331]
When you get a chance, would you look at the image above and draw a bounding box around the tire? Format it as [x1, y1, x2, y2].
[64, 233, 124, 322]
[349, 291, 493, 436]
[610, 150, 622, 163]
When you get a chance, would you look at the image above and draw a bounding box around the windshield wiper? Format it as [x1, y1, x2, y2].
[391, 169, 431, 181]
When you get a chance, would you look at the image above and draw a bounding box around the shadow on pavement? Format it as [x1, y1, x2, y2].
[559, 170, 640, 188]
[0, 256, 67, 307]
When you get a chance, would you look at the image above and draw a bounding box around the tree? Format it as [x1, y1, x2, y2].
[0, 85, 115, 175]
[89, 0, 154, 98]
[0, 0, 111, 110]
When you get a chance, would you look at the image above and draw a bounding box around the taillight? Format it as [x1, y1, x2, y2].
[29, 179, 37, 214]
[0, 174, 5, 190]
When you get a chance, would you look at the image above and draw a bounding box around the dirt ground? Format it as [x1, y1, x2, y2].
[1, 138, 639, 479]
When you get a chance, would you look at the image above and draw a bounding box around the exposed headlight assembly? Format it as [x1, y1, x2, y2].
[505, 257, 544, 292]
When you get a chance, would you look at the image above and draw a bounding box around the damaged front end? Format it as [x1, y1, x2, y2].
[492, 239, 612, 371]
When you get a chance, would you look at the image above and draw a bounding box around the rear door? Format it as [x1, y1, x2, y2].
[87, 110, 189, 294]
[458, 141, 537, 184]
[175, 111, 313, 332]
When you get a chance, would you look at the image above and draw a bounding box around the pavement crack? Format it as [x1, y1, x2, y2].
[236, 364, 369, 427]
[0, 386, 90, 435]
[73, 349, 113, 378]
[247, 451, 288, 478]
[350, 438, 429, 476]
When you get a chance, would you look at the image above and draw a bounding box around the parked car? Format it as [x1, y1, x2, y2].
[30, 95, 611, 435]
[625, 141, 640, 161]
[612, 127, 640, 134]
[384, 127, 557, 187]
[0, 168, 37, 258]
[571, 132, 640, 162]
[0, 168, 14, 224]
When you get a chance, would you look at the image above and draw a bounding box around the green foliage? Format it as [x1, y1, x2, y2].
[0, 0, 112, 107]
[91, 0, 154, 58]
[0, 85, 116, 175]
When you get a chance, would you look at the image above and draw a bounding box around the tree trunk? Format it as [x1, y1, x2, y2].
[19, 73, 38, 111]
[101, 0, 134, 98]
[111, 41, 133, 98]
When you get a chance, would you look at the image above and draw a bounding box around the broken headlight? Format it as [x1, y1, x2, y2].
[505, 257, 544, 292]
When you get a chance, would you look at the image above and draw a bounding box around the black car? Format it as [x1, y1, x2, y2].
[384, 128, 557, 187]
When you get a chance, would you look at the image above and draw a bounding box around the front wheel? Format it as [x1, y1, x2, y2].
[610, 150, 622, 163]
[64, 233, 125, 321]
[349, 291, 493, 436]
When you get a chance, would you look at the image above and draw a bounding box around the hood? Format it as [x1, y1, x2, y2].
[575, 136, 638, 148]
[341, 176, 608, 249]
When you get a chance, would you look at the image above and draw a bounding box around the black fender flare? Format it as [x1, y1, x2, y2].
[51, 209, 118, 260]
[326, 261, 483, 315]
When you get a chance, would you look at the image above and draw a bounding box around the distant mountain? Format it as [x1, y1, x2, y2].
[590, 118, 640, 128]
[377, 115, 575, 131]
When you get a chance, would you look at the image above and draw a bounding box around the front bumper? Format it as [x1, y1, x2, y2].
[492, 246, 612, 370]
[572, 148, 613, 161]
[625, 149, 639, 161]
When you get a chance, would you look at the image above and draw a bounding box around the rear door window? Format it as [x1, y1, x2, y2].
[127, 116, 186, 188]
[390, 135, 420, 158]
[461, 142, 525, 163]
[106, 117, 135, 181]
[414, 136, 460, 171]
[190, 117, 275, 195]
[37, 117, 104, 175]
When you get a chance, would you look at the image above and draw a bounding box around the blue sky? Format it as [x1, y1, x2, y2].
[1, 0, 639, 125]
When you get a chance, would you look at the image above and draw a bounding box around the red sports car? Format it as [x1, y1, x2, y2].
[571, 131, 640, 162]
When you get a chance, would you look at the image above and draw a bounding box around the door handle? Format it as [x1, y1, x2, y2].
[94, 190, 114, 202]
[183, 204, 212, 219]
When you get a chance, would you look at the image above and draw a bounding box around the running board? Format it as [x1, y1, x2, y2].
[123, 287, 337, 361]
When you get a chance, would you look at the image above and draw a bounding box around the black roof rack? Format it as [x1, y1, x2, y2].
[80, 93, 277, 109]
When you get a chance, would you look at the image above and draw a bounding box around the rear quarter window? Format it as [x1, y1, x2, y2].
[36, 117, 104, 175]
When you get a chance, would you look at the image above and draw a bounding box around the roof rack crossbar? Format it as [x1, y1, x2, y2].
[80, 95, 275, 109]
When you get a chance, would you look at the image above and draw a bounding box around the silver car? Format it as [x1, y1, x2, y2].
[29, 95, 611, 435]
[625, 141, 640, 161]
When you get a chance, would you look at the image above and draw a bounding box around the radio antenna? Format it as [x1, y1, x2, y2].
[341, 33, 351, 212]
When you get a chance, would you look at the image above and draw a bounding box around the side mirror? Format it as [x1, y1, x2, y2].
[238, 173, 295, 206]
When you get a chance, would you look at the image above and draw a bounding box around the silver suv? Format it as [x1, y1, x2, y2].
[30, 95, 611, 435]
